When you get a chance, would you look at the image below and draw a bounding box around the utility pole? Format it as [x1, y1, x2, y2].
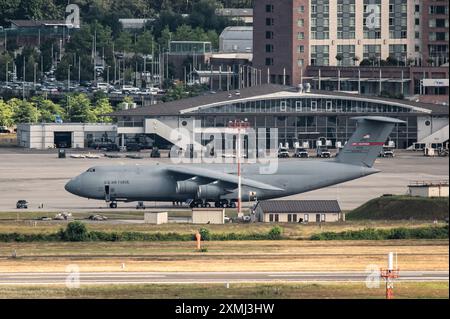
[5, 61, 8, 85]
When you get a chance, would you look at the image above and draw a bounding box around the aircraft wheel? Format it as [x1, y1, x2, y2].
[110, 202, 117, 209]
[229, 202, 237, 209]
[214, 202, 220, 208]
[189, 202, 196, 209]
[206, 203, 211, 208]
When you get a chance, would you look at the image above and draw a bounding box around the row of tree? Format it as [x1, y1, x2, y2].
[0, 93, 115, 126]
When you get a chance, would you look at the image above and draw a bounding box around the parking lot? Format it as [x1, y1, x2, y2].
[0, 148, 448, 212]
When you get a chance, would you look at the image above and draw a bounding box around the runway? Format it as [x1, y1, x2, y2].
[0, 271, 448, 285]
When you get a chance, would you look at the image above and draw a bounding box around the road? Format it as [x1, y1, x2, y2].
[0, 271, 448, 285]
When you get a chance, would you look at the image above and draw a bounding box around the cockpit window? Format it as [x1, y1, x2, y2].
[87, 168, 96, 172]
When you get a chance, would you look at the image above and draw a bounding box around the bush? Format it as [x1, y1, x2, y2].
[198, 228, 211, 241]
[64, 221, 89, 242]
[310, 226, 449, 240]
[268, 226, 283, 240]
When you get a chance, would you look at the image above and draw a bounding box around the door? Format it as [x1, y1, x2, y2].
[104, 185, 110, 202]
[316, 214, 321, 223]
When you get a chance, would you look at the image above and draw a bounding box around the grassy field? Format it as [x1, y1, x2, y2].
[0, 282, 447, 299]
[0, 240, 447, 272]
[0, 215, 445, 240]
[347, 195, 449, 220]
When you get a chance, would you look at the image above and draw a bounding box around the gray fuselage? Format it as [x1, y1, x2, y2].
[65, 160, 378, 203]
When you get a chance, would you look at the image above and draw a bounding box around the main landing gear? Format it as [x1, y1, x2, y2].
[109, 202, 118, 209]
[189, 200, 237, 209]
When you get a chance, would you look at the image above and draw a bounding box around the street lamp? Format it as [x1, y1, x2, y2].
[228, 119, 250, 218]
[67, 64, 72, 91]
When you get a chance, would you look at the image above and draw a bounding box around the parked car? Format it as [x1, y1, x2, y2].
[16, 200, 28, 209]
[136, 202, 146, 209]
[294, 148, 309, 158]
[88, 214, 108, 221]
[278, 147, 290, 158]
[126, 143, 144, 152]
[379, 148, 395, 158]
[316, 146, 331, 158]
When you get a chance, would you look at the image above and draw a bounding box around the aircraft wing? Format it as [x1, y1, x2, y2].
[166, 166, 284, 191]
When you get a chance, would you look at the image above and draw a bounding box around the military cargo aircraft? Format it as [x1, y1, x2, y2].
[65, 116, 403, 208]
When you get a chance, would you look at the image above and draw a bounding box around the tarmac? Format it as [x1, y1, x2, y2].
[0, 271, 447, 285]
[0, 148, 448, 211]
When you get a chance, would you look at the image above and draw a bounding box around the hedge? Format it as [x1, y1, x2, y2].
[310, 226, 449, 240]
[0, 223, 284, 242]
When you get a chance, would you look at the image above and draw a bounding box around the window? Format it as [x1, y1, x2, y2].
[297, 32, 304, 40]
[297, 59, 304, 67]
[311, 101, 317, 111]
[265, 44, 274, 53]
[280, 101, 287, 112]
[269, 214, 274, 222]
[298, 5, 305, 13]
[266, 18, 274, 26]
[297, 45, 304, 53]
[274, 214, 279, 222]
[304, 214, 309, 222]
[265, 58, 274, 66]
[321, 214, 326, 222]
[266, 31, 274, 39]
[288, 214, 292, 222]
[296, 101, 302, 112]
[326, 101, 332, 112]
[311, 5, 316, 13]
[292, 214, 297, 222]
[266, 4, 274, 13]
[298, 19, 304, 27]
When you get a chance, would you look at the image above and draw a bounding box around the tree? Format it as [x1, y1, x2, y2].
[0, 52, 14, 82]
[115, 31, 133, 53]
[12, 99, 39, 124]
[31, 96, 64, 123]
[64, 93, 94, 123]
[90, 97, 114, 123]
[64, 221, 89, 242]
[135, 31, 156, 55]
[0, 99, 14, 127]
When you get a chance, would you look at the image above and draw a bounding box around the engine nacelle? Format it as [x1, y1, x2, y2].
[176, 180, 199, 195]
[197, 184, 227, 200]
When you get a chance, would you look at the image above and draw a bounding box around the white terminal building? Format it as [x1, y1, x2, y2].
[16, 85, 449, 151]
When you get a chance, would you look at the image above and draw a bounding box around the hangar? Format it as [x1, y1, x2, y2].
[110, 84, 449, 151]
[16, 123, 117, 149]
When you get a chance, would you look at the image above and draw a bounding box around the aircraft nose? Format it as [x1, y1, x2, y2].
[65, 177, 82, 195]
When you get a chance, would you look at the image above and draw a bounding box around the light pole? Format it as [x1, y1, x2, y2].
[67, 64, 72, 92]
[228, 119, 250, 218]
[107, 65, 110, 87]
[33, 63, 37, 90]
[5, 61, 8, 85]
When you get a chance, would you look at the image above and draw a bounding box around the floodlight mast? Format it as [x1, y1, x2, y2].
[228, 119, 250, 218]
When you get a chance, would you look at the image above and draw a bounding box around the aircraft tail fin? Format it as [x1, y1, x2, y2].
[335, 116, 405, 167]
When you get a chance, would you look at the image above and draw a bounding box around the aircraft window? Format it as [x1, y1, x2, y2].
[87, 168, 96, 172]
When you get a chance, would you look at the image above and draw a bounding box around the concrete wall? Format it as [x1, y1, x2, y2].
[144, 212, 168, 224]
[192, 209, 225, 224]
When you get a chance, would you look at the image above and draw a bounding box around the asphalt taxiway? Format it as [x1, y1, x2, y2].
[0, 271, 448, 285]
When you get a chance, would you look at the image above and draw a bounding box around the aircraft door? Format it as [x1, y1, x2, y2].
[104, 185, 110, 202]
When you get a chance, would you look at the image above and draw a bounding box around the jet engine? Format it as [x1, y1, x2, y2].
[176, 180, 199, 195]
[197, 183, 227, 200]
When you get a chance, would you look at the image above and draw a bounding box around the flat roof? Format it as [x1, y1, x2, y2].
[109, 84, 449, 117]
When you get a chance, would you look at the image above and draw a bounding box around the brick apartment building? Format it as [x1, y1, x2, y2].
[253, 0, 449, 86]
